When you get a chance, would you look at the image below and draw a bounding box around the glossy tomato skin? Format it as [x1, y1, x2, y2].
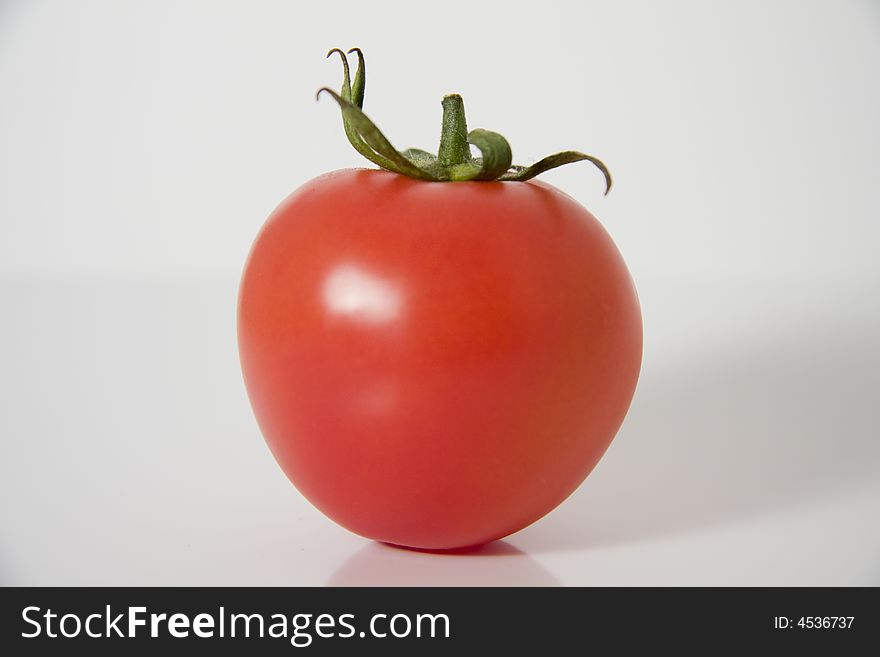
[238, 169, 641, 550]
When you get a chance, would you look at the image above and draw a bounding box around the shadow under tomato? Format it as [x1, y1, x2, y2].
[512, 319, 880, 552]
[327, 540, 560, 586]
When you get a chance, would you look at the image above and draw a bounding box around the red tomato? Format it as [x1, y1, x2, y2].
[238, 168, 642, 550]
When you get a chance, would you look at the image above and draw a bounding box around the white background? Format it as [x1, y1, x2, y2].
[1, 0, 878, 585]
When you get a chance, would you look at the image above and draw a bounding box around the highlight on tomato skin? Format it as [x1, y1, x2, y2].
[236, 50, 640, 550]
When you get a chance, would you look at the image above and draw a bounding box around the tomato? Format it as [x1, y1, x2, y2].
[237, 168, 642, 550]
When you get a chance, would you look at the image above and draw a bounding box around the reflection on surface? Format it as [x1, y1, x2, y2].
[322, 264, 401, 324]
[328, 541, 560, 587]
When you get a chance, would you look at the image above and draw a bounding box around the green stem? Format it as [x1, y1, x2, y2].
[437, 95, 470, 168]
[320, 48, 612, 192]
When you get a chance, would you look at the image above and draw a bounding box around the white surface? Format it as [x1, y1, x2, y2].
[1, 273, 878, 586]
[1, 1, 879, 585]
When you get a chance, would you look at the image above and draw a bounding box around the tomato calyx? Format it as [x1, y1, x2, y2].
[316, 48, 612, 193]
